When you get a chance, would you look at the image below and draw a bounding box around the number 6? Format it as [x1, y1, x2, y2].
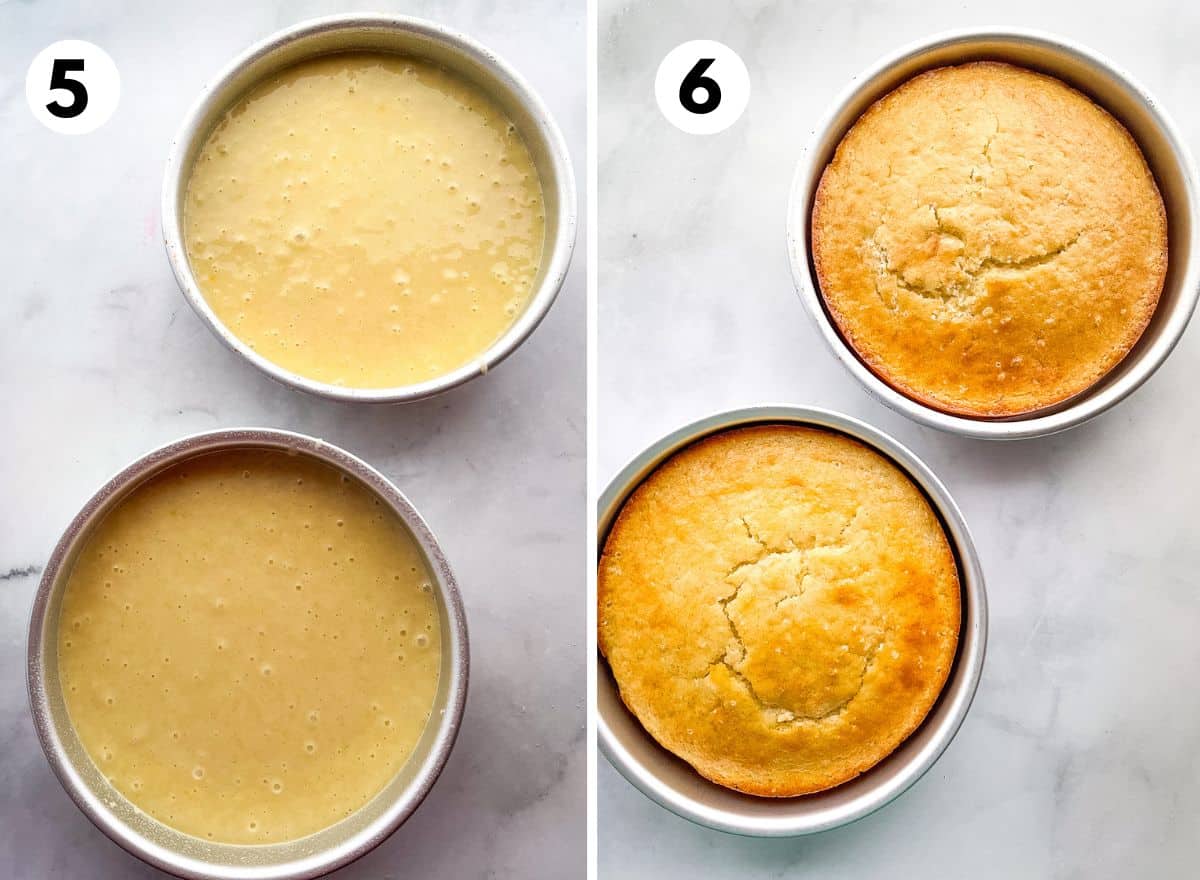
[679, 58, 720, 115]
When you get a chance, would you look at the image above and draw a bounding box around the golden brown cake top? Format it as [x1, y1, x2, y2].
[811, 61, 1167, 418]
[598, 425, 961, 797]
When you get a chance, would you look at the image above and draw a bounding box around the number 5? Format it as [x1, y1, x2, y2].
[47, 58, 88, 119]
[679, 58, 720, 115]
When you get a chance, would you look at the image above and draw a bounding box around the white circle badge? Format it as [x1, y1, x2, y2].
[654, 40, 750, 135]
[26, 40, 121, 135]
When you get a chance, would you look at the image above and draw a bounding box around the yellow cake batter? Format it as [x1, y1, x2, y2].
[58, 449, 442, 844]
[184, 53, 545, 388]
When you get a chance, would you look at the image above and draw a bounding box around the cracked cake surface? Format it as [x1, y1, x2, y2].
[811, 61, 1167, 417]
[598, 425, 960, 796]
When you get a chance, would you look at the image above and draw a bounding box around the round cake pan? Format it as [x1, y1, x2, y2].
[786, 28, 1200, 439]
[597, 405, 987, 836]
[162, 14, 577, 404]
[27, 429, 469, 879]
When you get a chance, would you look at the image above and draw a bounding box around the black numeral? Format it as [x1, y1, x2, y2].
[46, 58, 88, 119]
[679, 58, 720, 115]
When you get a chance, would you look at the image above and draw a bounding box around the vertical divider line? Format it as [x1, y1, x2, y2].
[585, 0, 600, 876]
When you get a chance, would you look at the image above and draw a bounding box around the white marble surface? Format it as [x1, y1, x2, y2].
[0, 1, 584, 877]
[599, 0, 1200, 876]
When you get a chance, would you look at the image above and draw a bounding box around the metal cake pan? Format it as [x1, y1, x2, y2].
[786, 28, 1200, 439]
[597, 405, 987, 835]
[162, 14, 577, 403]
[28, 428, 469, 879]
